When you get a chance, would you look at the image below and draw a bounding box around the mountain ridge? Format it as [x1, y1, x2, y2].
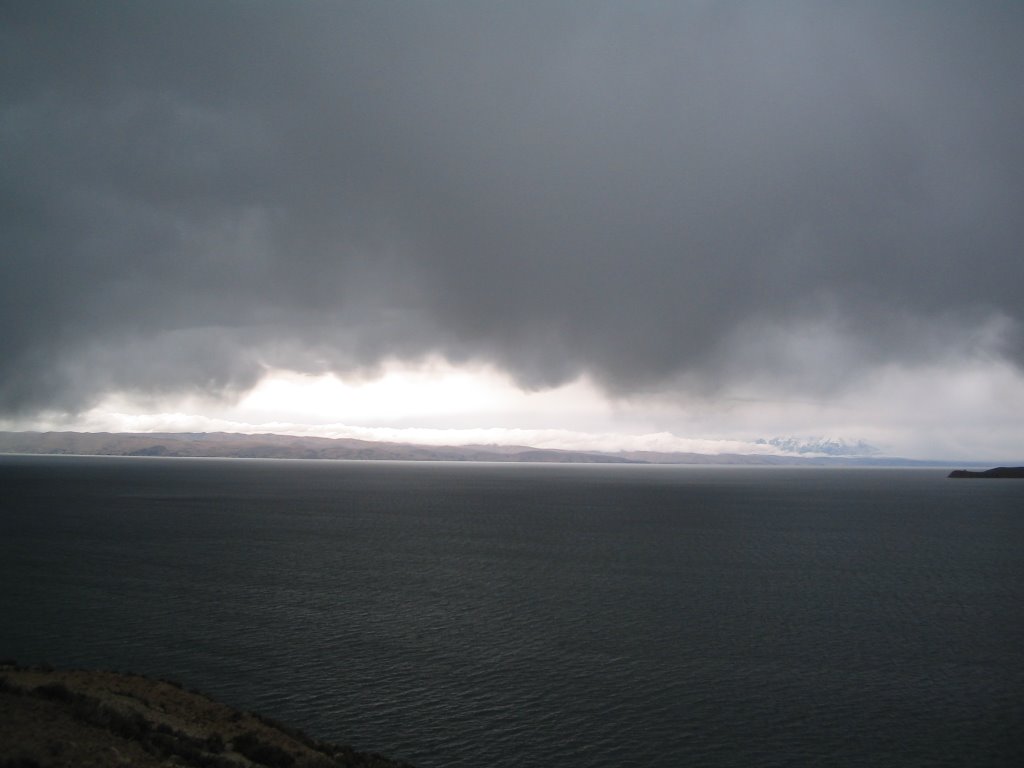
[0, 431, 992, 467]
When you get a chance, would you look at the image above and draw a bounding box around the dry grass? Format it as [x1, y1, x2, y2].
[0, 664, 413, 768]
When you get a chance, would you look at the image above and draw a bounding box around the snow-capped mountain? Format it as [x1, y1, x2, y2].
[756, 436, 880, 457]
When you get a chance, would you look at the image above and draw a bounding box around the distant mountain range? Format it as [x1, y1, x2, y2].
[0, 431, 987, 467]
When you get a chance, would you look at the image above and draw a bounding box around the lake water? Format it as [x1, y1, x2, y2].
[1, 455, 1022, 766]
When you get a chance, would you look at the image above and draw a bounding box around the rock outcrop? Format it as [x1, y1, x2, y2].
[0, 663, 413, 768]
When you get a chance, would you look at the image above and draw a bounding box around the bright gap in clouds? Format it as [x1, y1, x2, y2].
[4, 359, 788, 455]
[4, 357, 1023, 462]
[231, 361, 610, 430]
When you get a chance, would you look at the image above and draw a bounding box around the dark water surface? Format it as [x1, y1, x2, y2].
[2, 455, 1022, 766]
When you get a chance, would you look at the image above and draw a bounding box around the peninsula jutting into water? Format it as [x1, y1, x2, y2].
[948, 467, 1024, 479]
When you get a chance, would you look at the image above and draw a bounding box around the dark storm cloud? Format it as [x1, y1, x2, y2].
[2, 1, 1022, 413]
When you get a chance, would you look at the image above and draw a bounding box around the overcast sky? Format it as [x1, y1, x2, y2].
[2, 1, 1023, 460]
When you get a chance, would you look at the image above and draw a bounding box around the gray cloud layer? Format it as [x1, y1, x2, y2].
[3, 1, 1022, 414]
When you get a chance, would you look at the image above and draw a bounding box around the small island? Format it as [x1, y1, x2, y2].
[948, 466, 1024, 479]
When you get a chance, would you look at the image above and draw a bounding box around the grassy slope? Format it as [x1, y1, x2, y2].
[0, 664, 413, 768]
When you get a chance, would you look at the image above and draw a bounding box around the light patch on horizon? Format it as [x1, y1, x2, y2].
[627, 356, 1024, 461]
[3, 356, 1022, 462]
[229, 361, 612, 429]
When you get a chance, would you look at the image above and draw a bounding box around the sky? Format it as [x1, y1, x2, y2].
[2, 1, 1023, 461]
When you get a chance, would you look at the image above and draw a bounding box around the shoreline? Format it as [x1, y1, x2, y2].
[0, 663, 414, 768]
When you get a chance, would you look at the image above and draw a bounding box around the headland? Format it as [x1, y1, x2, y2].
[0, 663, 412, 767]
